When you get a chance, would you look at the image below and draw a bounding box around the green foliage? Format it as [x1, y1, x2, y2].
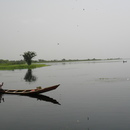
[0, 59, 25, 65]
[22, 51, 37, 65]
[0, 64, 48, 70]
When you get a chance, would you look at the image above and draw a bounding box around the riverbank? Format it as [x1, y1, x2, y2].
[0, 58, 123, 70]
[0, 64, 48, 70]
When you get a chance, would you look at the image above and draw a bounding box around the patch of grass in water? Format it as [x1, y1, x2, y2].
[0, 64, 49, 70]
[98, 77, 129, 82]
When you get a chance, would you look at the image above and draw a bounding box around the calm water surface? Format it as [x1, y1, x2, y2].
[0, 60, 130, 130]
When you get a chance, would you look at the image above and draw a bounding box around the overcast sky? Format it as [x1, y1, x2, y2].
[0, 0, 130, 60]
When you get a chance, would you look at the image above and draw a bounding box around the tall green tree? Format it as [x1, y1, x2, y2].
[22, 51, 37, 65]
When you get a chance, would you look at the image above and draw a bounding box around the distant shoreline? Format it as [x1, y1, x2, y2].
[38, 58, 122, 63]
[0, 58, 123, 70]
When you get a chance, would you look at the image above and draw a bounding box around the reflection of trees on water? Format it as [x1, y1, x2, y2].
[24, 69, 37, 82]
[0, 94, 4, 103]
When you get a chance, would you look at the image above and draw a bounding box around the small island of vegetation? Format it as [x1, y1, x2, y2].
[0, 63, 48, 70]
[0, 51, 48, 70]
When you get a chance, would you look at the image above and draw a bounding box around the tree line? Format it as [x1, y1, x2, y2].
[0, 51, 121, 65]
[0, 51, 36, 65]
[0, 59, 25, 65]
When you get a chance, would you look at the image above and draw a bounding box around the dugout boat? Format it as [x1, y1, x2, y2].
[0, 84, 60, 95]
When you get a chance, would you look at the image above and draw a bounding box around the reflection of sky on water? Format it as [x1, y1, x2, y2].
[0, 60, 130, 129]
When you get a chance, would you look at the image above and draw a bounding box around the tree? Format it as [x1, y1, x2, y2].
[22, 51, 37, 65]
[62, 58, 66, 61]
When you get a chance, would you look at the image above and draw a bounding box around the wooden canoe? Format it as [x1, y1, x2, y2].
[1, 84, 60, 95]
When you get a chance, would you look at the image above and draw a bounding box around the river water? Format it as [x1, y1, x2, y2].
[0, 60, 130, 130]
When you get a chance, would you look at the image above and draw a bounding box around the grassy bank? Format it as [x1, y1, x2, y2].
[0, 64, 48, 70]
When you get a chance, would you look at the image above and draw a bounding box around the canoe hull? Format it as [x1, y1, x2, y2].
[2, 84, 60, 95]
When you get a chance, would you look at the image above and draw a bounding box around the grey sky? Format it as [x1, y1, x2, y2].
[0, 0, 130, 60]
